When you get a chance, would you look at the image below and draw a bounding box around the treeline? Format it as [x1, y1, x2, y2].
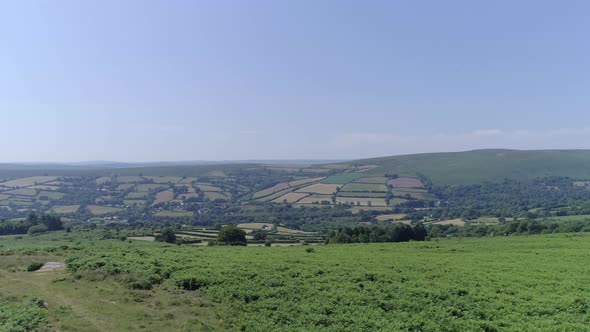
[327, 223, 427, 244]
[427, 218, 590, 238]
[0, 213, 63, 235]
[432, 177, 590, 220]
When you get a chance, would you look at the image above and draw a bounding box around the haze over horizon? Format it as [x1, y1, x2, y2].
[3, 1, 590, 162]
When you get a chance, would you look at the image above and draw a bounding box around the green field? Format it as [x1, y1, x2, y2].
[4, 232, 590, 331]
[335, 196, 387, 206]
[124, 199, 146, 206]
[353, 176, 388, 184]
[195, 184, 223, 192]
[341, 183, 388, 192]
[204, 191, 228, 200]
[49, 205, 80, 214]
[337, 191, 387, 198]
[4, 188, 38, 196]
[135, 183, 168, 192]
[394, 190, 435, 200]
[321, 173, 365, 184]
[87, 205, 124, 215]
[36, 191, 65, 200]
[125, 192, 148, 199]
[350, 149, 590, 185]
[0, 176, 57, 188]
[145, 176, 182, 183]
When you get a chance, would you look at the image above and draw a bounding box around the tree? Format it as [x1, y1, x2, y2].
[217, 225, 247, 246]
[156, 228, 177, 243]
[413, 223, 428, 241]
[251, 230, 267, 241]
[28, 224, 48, 235]
[42, 215, 63, 231]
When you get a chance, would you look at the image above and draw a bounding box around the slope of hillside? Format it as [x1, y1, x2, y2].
[346, 149, 590, 185]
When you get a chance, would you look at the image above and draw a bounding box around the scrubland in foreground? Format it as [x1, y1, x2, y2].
[2, 231, 590, 331]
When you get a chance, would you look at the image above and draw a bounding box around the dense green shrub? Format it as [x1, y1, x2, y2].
[64, 234, 590, 331]
[155, 228, 176, 243]
[217, 225, 247, 246]
[0, 298, 47, 332]
[27, 225, 48, 235]
[26, 262, 44, 272]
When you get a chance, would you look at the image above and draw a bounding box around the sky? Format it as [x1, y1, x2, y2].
[2, 0, 590, 162]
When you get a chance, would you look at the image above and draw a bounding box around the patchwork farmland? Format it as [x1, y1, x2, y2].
[0, 162, 438, 229]
[252, 170, 434, 210]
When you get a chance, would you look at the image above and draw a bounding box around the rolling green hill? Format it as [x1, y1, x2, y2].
[347, 149, 590, 185]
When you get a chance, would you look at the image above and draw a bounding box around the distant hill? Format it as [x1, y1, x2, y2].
[348, 149, 590, 185]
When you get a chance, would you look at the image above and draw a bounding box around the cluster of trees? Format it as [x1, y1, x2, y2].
[154, 225, 248, 246]
[217, 225, 247, 246]
[155, 227, 177, 243]
[427, 218, 590, 238]
[0, 213, 63, 235]
[432, 177, 590, 219]
[327, 223, 427, 243]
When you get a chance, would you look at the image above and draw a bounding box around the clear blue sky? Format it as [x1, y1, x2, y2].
[2, 0, 590, 162]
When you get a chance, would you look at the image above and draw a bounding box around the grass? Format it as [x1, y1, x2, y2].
[6, 232, 590, 330]
[296, 184, 341, 195]
[0, 176, 57, 188]
[271, 192, 309, 203]
[204, 192, 228, 200]
[341, 183, 388, 192]
[7, 232, 590, 331]
[375, 213, 407, 221]
[237, 223, 274, 231]
[335, 197, 387, 207]
[87, 205, 124, 215]
[298, 194, 333, 204]
[0, 269, 219, 331]
[123, 199, 146, 206]
[355, 149, 590, 185]
[125, 192, 148, 199]
[29, 185, 61, 191]
[253, 183, 289, 199]
[288, 177, 325, 187]
[256, 188, 294, 202]
[116, 184, 135, 191]
[115, 176, 145, 183]
[321, 173, 365, 184]
[353, 176, 388, 184]
[36, 191, 65, 200]
[49, 205, 80, 214]
[394, 190, 435, 200]
[337, 192, 387, 198]
[153, 190, 174, 205]
[144, 176, 182, 184]
[135, 183, 167, 192]
[4, 188, 38, 196]
[194, 184, 223, 192]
